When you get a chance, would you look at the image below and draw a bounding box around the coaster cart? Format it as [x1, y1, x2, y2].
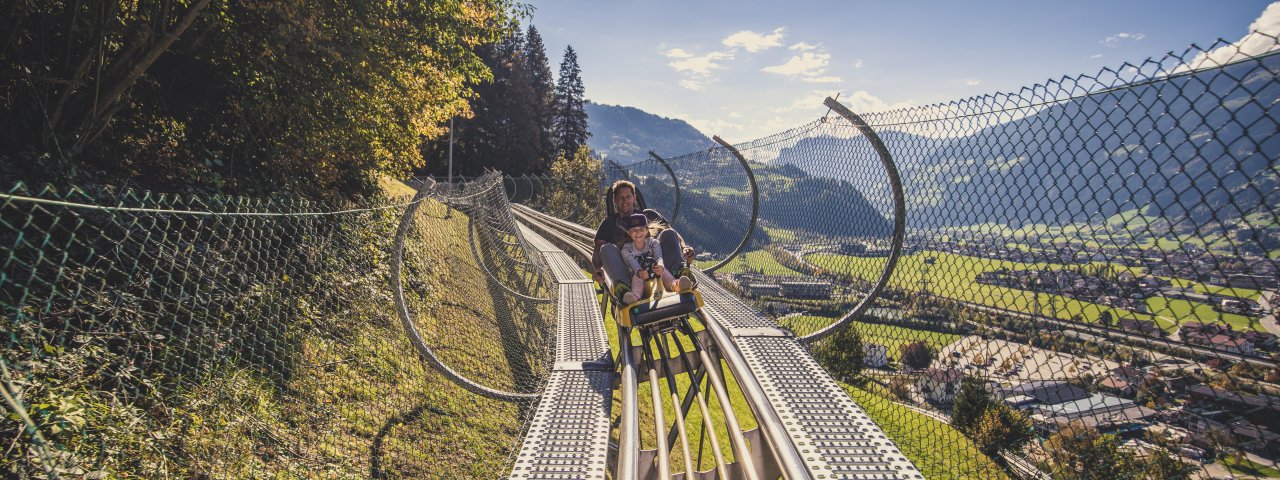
[595, 183, 705, 330]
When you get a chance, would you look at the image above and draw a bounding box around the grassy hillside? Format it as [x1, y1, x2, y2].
[1, 179, 538, 478]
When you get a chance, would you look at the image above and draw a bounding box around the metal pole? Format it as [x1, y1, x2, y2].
[448, 117, 454, 188]
[616, 324, 640, 480]
[800, 97, 907, 345]
[648, 151, 682, 223]
[704, 136, 760, 274]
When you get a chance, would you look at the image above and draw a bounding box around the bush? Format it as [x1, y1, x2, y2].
[900, 341, 936, 370]
[813, 327, 865, 381]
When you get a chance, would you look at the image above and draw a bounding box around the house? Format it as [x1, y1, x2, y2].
[1118, 319, 1162, 338]
[998, 380, 1091, 405]
[916, 368, 964, 404]
[1209, 334, 1253, 355]
[741, 282, 781, 298]
[779, 280, 834, 300]
[1099, 365, 1145, 397]
[1180, 322, 1256, 354]
[1033, 393, 1158, 434]
[864, 343, 889, 368]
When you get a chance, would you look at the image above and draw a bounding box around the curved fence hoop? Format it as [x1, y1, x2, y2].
[466, 214, 556, 303]
[648, 151, 682, 223]
[799, 97, 908, 345]
[702, 136, 761, 274]
[390, 183, 541, 402]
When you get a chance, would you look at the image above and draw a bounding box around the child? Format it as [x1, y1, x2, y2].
[619, 213, 693, 304]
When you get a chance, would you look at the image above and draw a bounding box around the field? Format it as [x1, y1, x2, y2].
[806, 250, 1267, 333]
[1221, 456, 1280, 478]
[781, 314, 960, 359]
[695, 249, 805, 276]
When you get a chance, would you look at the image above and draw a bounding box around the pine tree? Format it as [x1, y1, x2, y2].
[553, 45, 590, 156]
[525, 25, 556, 170]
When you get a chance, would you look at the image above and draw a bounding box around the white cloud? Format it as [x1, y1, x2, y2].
[722, 28, 786, 53]
[804, 76, 843, 83]
[678, 79, 708, 91]
[853, 59, 864, 68]
[663, 48, 693, 59]
[964, 79, 981, 86]
[668, 51, 733, 76]
[763, 51, 831, 76]
[1172, 2, 1280, 73]
[1090, 54, 1103, 59]
[843, 90, 902, 113]
[789, 41, 819, 51]
[1101, 32, 1146, 47]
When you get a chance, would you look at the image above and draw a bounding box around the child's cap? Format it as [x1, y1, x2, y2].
[621, 213, 649, 229]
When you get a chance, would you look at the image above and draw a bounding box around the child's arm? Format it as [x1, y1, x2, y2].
[622, 244, 642, 274]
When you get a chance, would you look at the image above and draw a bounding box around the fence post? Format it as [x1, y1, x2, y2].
[703, 136, 760, 274]
[800, 97, 908, 345]
[648, 151, 681, 223]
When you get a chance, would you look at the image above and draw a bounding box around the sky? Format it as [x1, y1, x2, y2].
[528, 0, 1280, 141]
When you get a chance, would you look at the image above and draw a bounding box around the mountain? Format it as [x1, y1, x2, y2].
[772, 55, 1280, 230]
[585, 102, 713, 165]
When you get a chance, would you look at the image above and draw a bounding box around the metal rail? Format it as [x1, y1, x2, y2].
[648, 151, 682, 223]
[703, 136, 761, 275]
[800, 97, 909, 345]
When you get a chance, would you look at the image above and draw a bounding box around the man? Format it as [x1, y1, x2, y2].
[592, 180, 694, 289]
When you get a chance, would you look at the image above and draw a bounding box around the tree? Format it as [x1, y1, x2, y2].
[813, 326, 865, 382]
[1044, 422, 1137, 480]
[951, 377, 994, 433]
[524, 25, 557, 169]
[2, 0, 516, 198]
[552, 45, 589, 155]
[969, 404, 1033, 456]
[900, 341, 935, 370]
[545, 145, 603, 225]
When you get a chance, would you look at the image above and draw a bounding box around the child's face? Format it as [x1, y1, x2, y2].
[628, 226, 647, 242]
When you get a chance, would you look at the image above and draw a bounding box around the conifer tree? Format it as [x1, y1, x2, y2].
[553, 46, 590, 156]
[525, 25, 557, 170]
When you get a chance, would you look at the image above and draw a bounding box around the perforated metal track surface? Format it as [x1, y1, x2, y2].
[555, 282, 610, 365]
[545, 252, 591, 284]
[693, 269, 922, 479]
[508, 370, 612, 479]
[511, 226, 613, 480]
[736, 337, 921, 479]
[693, 270, 778, 329]
[519, 224, 561, 252]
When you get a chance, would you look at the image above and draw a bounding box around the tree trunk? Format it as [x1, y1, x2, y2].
[69, 0, 212, 152]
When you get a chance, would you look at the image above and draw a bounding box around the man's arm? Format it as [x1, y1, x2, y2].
[592, 216, 612, 281]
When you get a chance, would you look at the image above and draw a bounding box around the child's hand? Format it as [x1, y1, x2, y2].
[638, 270, 650, 280]
[654, 265, 664, 276]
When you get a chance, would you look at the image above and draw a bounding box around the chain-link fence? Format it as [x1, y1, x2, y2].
[0, 173, 553, 477]
[580, 33, 1280, 479]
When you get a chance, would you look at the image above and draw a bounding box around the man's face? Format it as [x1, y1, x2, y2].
[614, 187, 636, 215]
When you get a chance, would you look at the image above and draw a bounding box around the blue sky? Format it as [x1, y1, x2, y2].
[529, 0, 1279, 140]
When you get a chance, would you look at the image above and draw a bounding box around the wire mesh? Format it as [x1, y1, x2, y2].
[0, 174, 554, 477]
[582, 34, 1280, 479]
